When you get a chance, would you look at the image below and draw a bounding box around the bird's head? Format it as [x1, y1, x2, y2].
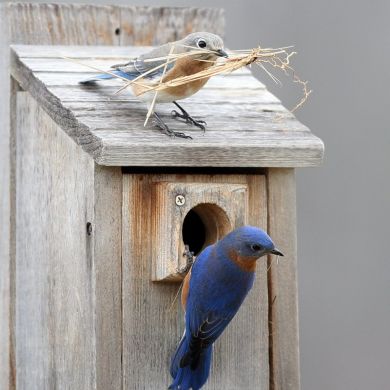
[221, 225, 283, 260]
[181, 32, 228, 59]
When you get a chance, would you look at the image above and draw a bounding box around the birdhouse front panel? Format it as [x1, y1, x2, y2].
[122, 172, 269, 389]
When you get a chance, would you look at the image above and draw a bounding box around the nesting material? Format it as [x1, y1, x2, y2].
[67, 44, 311, 121]
[117, 45, 311, 114]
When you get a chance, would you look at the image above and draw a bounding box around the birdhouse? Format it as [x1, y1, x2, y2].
[2, 3, 324, 390]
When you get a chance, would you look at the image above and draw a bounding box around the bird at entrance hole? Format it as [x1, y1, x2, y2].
[169, 225, 283, 390]
[79, 32, 228, 139]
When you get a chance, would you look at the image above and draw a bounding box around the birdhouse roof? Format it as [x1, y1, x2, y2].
[11, 45, 324, 167]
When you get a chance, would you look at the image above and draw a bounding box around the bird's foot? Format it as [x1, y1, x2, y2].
[177, 245, 195, 275]
[171, 110, 207, 131]
[172, 101, 206, 131]
[153, 112, 192, 139]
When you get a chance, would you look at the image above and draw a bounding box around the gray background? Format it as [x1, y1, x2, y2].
[7, 0, 390, 389]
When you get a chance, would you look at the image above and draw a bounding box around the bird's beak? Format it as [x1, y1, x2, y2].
[216, 49, 228, 58]
[269, 248, 284, 256]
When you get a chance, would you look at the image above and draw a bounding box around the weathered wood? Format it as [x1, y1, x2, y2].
[0, 5, 12, 387]
[152, 182, 248, 281]
[45, 86, 278, 105]
[93, 165, 123, 390]
[119, 7, 225, 45]
[10, 45, 324, 168]
[267, 168, 300, 390]
[97, 139, 321, 167]
[15, 92, 96, 388]
[122, 173, 269, 390]
[1, 4, 227, 389]
[8, 3, 121, 45]
[7, 3, 224, 47]
[65, 101, 288, 120]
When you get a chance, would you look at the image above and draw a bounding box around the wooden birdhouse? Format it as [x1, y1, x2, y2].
[1, 3, 324, 390]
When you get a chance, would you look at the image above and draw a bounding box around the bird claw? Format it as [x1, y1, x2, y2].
[153, 114, 192, 139]
[177, 245, 195, 275]
[171, 110, 207, 131]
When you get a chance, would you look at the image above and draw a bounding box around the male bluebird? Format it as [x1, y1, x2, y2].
[169, 225, 283, 390]
[80, 32, 228, 139]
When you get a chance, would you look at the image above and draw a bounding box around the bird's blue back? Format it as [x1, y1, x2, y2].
[185, 243, 255, 341]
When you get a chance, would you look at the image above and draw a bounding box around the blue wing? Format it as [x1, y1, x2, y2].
[181, 245, 252, 369]
[80, 43, 176, 85]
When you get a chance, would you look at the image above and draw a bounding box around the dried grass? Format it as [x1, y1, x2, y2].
[68, 44, 311, 119]
[116, 45, 311, 115]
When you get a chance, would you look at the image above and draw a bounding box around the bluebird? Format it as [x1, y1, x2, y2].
[169, 225, 283, 390]
[80, 32, 228, 139]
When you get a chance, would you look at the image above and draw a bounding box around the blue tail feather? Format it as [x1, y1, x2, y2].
[169, 334, 212, 390]
[79, 70, 136, 85]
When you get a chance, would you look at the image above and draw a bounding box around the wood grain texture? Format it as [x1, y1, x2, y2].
[267, 168, 300, 390]
[122, 173, 269, 389]
[15, 92, 96, 389]
[10, 44, 324, 167]
[8, 3, 120, 45]
[93, 165, 123, 390]
[1, 5, 226, 389]
[152, 182, 248, 281]
[6, 3, 224, 47]
[119, 6, 225, 45]
[0, 5, 12, 387]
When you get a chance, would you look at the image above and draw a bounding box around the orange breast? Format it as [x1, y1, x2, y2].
[181, 269, 191, 311]
[228, 249, 257, 273]
[131, 80, 151, 97]
[162, 56, 215, 99]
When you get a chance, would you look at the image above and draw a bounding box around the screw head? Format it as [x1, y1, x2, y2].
[175, 194, 186, 206]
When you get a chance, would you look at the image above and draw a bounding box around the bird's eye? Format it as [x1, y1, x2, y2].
[251, 244, 263, 252]
[197, 39, 207, 49]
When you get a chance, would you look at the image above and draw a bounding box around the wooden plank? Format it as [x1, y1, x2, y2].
[8, 3, 121, 45]
[76, 115, 303, 134]
[267, 168, 300, 390]
[10, 44, 140, 58]
[119, 7, 225, 46]
[45, 85, 279, 104]
[97, 140, 323, 168]
[15, 92, 96, 389]
[122, 173, 269, 390]
[67, 101, 288, 117]
[9, 4, 224, 49]
[0, 4, 11, 388]
[10, 45, 324, 168]
[93, 165, 123, 390]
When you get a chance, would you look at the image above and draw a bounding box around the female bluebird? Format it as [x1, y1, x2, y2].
[169, 225, 283, 390]
[80, 32, 228, 139]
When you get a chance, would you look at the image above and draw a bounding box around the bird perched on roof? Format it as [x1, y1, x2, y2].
[169, 225, 283, 390]
[80, 32, 228, 139]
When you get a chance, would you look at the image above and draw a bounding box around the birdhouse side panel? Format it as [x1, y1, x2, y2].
[266, 168, 300, 390]
[14, 92, 96, 389]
